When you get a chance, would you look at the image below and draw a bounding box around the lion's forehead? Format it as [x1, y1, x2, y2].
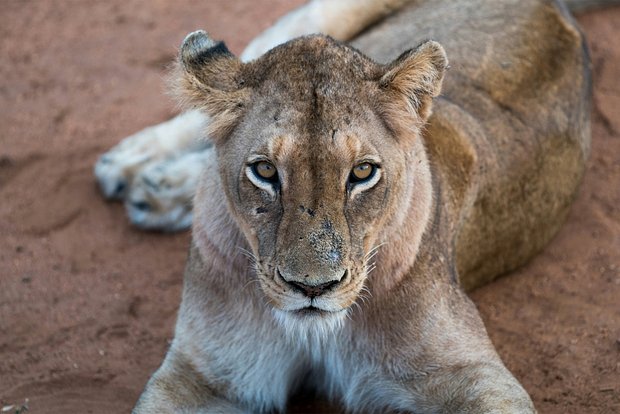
[253, 82, 376, 132]
[248, 98, 380, 159]
[247, 35, 381, 92]
[267, 130, 363, 165]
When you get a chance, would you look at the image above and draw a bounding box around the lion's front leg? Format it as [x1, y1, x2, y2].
[133, 351, 249, 414]
[398, 318, 537, 413]
[341, 358, 535, 414]
[340, 285, 536, 413]
[401, 361, 537, 413]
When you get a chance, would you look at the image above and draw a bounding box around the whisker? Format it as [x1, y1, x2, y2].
[351, 300, 362, 315]
[357, 294, 369, 306]
[358, 286, 373, 305]
[236, 246, 258, 264]
[364, 250, 379, 263]
[242, 278, 262, 291]
[364, 242, 387, 261]
[362, 242, 385, 280]
[344, 310, 354, 323]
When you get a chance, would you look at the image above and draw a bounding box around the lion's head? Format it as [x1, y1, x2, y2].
[177, 31, 447, 331]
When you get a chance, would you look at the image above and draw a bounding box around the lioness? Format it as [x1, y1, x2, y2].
[128, 0, 596, 412]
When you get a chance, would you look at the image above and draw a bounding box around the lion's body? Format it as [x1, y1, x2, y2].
[132, 0, 592, 412]
[351, 0, 590, 289]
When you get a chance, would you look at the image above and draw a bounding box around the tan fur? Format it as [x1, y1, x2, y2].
[134, 0, 591, 412]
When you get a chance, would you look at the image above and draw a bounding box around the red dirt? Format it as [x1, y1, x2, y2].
[0, 1, 618, 413]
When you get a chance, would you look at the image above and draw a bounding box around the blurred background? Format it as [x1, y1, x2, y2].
[0, 1, 618, 412]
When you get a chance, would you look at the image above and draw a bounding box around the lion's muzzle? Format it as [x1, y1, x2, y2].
[277, 267, 347, 298]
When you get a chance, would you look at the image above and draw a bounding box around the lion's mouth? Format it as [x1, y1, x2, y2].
[259, 266, 362, 317]
[293, 306, 332, 317]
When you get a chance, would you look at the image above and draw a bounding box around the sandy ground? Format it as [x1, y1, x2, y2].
[0, 1, 618, 413]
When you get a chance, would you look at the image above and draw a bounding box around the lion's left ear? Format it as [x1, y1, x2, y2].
[379, 40, 448, 128]
[174, 30, 249, 142]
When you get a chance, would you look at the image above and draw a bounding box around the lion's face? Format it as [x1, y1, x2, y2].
[177, 32, 446, 326]
[221, 99, 405, 321]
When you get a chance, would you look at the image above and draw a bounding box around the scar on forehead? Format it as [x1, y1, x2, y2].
[268, 135, 296, 160]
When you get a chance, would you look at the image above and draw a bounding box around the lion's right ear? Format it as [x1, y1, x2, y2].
[174, 30, 249, 141]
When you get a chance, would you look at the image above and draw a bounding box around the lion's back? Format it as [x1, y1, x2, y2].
[352, 0, 591, 289]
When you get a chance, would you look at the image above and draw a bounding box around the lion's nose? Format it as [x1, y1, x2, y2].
[279, 269, 347, 298]
[288, 279, 339, 298]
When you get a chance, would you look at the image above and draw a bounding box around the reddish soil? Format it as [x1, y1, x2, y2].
[0, 1, 618, 413]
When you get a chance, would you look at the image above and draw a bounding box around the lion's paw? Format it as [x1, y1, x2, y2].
[94, 110, 208, 200]
[95, 127, 162, 199]
[124, 149, 213, 232]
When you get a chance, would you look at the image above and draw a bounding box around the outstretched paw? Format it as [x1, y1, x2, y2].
[94, 110, 208, 199]
[95, 131, 157, 199]
[125, 148, 214, 232]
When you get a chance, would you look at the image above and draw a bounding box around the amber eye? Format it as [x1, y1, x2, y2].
[350, 162, 376, 183]
[252, 161, 278, 182]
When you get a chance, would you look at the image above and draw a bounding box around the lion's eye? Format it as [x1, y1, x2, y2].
[350, 162, 376, 183]
[252, 161, 278, 182]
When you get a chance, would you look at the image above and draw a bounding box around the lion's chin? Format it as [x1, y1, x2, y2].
[272, 307, 349, 346]
[292, 306, 332, 317]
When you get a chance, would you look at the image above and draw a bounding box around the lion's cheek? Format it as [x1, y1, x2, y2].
[224, 177, 282, 255]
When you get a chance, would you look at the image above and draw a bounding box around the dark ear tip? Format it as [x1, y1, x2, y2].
[180, 30, 230, 67]
[182, 30, 216, 52]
